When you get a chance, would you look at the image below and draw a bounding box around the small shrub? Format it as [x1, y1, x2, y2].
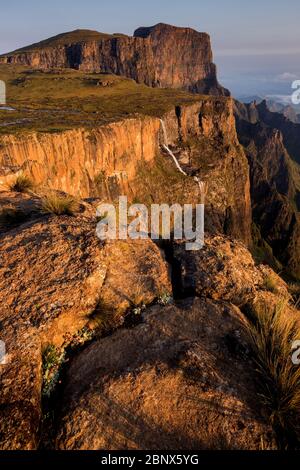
[158, 291, 173, 306]
[133, 304, 146, 316]
[10, 174, 34, 193]
[63, 327, 95, 349]
[41, 193, 79, 215]
[42, 345, 66, 398]
[247, 298, 300, 448]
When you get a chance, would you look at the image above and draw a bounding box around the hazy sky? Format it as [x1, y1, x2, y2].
[1, 0, 299, 97]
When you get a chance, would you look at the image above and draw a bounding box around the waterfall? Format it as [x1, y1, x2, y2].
[193, 177, 207, 204]
[160, 119, 169, 146]
[159, 119, 187, 176]
[162, 144, 188, 176]
[159, 119, 207, 203]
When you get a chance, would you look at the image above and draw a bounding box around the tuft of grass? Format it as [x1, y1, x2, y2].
[264, 274, 279, 294]
[63, 327, 95, 350]
[10, 174, 34, 193]
[247, 298, 300, 448]
[41, 193, 79, 215]
[90, 297, 120, 332]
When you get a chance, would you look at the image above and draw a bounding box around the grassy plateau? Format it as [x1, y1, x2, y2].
[0, 64, 203, 134]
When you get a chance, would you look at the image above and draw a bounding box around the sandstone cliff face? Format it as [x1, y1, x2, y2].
[133, 23, 226, 95]
[0, 116, 160, 198]
[163, 99, 252, 245]
[0, 97, 251, 245]
[0, 24, 228, 96]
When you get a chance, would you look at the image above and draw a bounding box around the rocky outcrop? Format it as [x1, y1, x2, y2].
[133, 24, 227, 95]
[0, 97, 252, 246]
[0, 24, 228, 96]
[54, 232, 299, 451]
[0, 192, 171, 449]
[173, 235, 288, 303]
[56, 298, 274, 450]
[162, 99, 252, 245]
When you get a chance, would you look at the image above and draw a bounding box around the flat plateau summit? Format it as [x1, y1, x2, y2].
[0, 23, 228, 95]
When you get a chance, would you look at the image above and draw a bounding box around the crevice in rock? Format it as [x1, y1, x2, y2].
[156, 239, 195, 300]
[198, 112, 203, 131]
[175, 105, 182, 142]
[39, 331, 98, 449]
[38, 293, 166, 449]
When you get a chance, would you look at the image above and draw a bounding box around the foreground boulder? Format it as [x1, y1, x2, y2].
[56, 298, 274, 450]
[0, 192, 289, 450]
[0, 193, 171, 449]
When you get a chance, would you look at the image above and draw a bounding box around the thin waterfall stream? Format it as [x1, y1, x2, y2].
[159, 119, 207, 203]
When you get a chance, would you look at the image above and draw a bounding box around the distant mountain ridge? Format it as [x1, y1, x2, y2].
[1, 29, 127, 55]
[238, 95, 300, 123]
